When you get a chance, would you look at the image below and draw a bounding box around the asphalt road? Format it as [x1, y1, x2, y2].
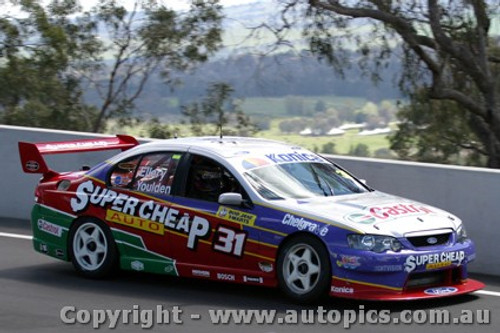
[0, 217, 498, 333]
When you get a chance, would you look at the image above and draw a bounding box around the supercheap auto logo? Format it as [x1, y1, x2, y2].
[70, 180, 211, 250]
[404, 251, 465, 272]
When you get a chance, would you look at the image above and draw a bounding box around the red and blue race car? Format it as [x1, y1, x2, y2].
[19, 135, 484, 301]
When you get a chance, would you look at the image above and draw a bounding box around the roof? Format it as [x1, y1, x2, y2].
[105, 136, 329, 174]
[137, 136, 301, 157]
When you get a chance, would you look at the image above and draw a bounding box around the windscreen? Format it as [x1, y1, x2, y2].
[244, 162, 368, 200]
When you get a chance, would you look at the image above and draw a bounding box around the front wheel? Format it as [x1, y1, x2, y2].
[277, 235, 331, 302]
[68, 218, 118, 278]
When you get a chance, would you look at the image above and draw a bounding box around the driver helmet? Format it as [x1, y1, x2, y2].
[192, 164, 223, 194]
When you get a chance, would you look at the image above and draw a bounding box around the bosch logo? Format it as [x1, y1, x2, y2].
[424, 287, 458, 295]
[426, 237, 438, 245]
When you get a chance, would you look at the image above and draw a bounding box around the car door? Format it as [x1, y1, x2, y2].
[168, 153, 263, 278]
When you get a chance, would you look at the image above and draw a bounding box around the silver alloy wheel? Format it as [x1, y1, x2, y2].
[282, 243, 321, 295]
[72, 222, 108, 271]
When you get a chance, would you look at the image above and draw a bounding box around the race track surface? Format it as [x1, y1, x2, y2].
[1, 217, 498, 332]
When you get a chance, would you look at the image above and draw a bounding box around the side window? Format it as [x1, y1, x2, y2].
[132, 153, 181, 196]
[109, 156, 141, 188]
[185, 155, 242, 203]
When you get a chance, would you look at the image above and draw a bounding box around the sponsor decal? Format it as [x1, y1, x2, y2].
[106, 210, 164, 235]
[112, 175, 132, 186]
[216, 206, 256, 226]
[114, 176, 123, 185]
[424, 286, 458, 295]
[374, 265, 403, 272]
[135, 166, 171, 194]
[404, 251, 465, 273]
[72, 181, 211, 250]
[131, 260, 144, 271]
[243, 276, 264, 284]
[331, 286, 354, 294]
[42, 141, 111, 151]
[426, 237, 438, 245]
[217, 273, 235, 281]
[344, 212, 376, 224]
[37, 219, 63, 237]
[241, 157, 270, 170]
[192, 269, 210, 278]
[39, 243, 48, 253]
[55, 249, 64, 258]
[258, 262, 274, 273]
[336, 255, 361, 269]
[135, 182, 171, 195]
[344, 203, 435, 224]
[265, 152, 323, 164]
[282, 214, 329, 236]
[164, 265, 174, 273]
[25, 160, 39, 171]
[136, 166, 168, 181]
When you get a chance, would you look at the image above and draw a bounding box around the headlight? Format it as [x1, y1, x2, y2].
[457, 224, 468, 242]
[347, 234, 402, 253]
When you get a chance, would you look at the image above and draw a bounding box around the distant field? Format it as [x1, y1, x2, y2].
[239, 95, 369, 116]
[108, 122, 393, 158]
[108, 94, 395, 157]
[256, 130, 391, 155]
[148, 95, 371, 118]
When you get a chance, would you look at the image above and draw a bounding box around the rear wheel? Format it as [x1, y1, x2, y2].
[69, 219, 118, 278]
[277, 235, 331, 302]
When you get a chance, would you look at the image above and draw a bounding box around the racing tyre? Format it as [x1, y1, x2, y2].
[277, 235, 331, 303]
[68, 218, 118, 278]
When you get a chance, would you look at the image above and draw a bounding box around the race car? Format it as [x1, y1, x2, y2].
[18, 135, 484, 301]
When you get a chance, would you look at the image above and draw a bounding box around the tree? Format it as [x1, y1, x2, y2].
[0, 0, 99, 131]
[278, 118, 309, 133]
[349, 143, 370, 157]
[273, 0, 500, 167]
[181, 82, 258, 137]
[314, 99, 326, 112]
[86, 0, 223, 132]
[390, 89, 485, 166]
[146, 118, 176, 139]
[321, 142, 336, 154]
[0, 0, 223, 133]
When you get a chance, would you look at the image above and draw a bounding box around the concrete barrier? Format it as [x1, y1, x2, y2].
[1, 125, 498, 275]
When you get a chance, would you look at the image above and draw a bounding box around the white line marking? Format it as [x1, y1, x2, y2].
[474, 290, 500, 297]
[0, 230, 499, 297]
[0, 232, 33, 240]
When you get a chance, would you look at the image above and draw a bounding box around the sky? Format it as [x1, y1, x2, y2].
[72, 0, 256, 11]
[2, 0, 258, 16]
[0, 0, 263, 22]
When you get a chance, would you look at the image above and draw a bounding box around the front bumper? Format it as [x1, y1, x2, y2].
[329, 239, 484, 300]
[330, 276, 484, 300]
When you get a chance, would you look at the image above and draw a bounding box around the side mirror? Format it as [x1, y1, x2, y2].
[218, 192, 243, 206]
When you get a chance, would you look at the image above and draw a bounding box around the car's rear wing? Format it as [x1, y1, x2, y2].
[18, 135, 139, 175]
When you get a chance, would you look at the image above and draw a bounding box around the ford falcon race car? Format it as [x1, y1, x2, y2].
[19, 135, 484, 301]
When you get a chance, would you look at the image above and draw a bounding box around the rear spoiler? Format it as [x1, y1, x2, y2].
[19, 134, 139, 175]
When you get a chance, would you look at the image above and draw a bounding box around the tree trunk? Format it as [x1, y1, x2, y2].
[486, 123, 500, 168]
